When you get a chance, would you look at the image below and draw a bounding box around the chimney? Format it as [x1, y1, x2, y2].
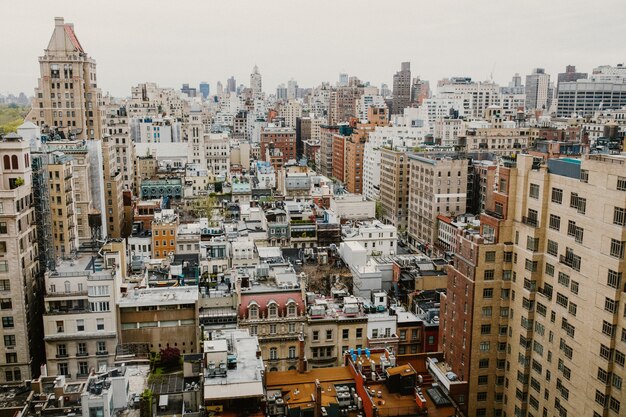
[298, 333, 306, 373]
[314, 379, 322, 417]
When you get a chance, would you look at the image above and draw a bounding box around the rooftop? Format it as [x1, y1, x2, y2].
[118, 287, 198, 307]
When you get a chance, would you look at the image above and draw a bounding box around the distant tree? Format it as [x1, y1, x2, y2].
[193, 195, 217, 224]
[375, 201, 386, 220]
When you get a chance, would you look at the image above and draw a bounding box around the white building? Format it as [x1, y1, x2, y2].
[341, 220, 397, 256]
[357, 94, 387, 122]
[327, 194, 375, 222]
[205, 133, 230, 178]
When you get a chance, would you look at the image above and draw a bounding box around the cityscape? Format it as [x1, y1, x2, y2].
[0, 3, 625, 417]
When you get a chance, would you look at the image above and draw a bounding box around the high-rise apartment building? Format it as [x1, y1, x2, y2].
[441, 154, 626, 417]
[250, 65, 262, 97]
[556, 76, 626, 118]
[199, 82, 210, 99]
[392, 62, 411, 115]
[379, 148, 410, 231]
[407, 154, 468, 249]
[227, 76, 236, 93]
[260, 126, 296, 170]
[0, 133, 45, 382]
[525, 68, 551, 110]
[27, 17, 103, 140]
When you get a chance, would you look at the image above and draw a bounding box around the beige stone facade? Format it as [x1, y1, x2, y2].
[27, 18, 103, 141]
[379, 148, 410, 231]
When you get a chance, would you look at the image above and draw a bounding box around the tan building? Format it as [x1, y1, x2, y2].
[379, 148, 410, 231]
[441, 153, 626, 417]
[103, 103, 136, 192]
[0, 133, 44, 382]
[27, 17, 103, 140]
[46, 153, 79, 256]
[306, 296, 368, 368]
[135, 154, 157, 193]
[102, 136, 124, 238]
[407, 154, 468, 248]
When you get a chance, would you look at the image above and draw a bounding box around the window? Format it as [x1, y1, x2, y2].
[547, 240, 558, 256]
[356, 328, 362, 338]
[483, 288, 493, 299]
[525, 259, 538, 272]
[78, 362, 89, 376]
[618, 176, 626, 191]
[248, 305, 258, 319]
[608, 269, 622, 289]
[527, 236, 539, 252]
[485, 251, 496, 262]
[96, 318, 104, 331]
[58, 363, 69, 376]
[570, 193, 586, 214]
[479, 342, 490, 352]
[57, 344, 67, 357]
[580, 169, 589, 183]
[610, 397, 621, 413]
[545, 263, 555, 276]
[77, 342, 87, 355]
[484, 270, 495, 280]
[610, 239, 625, 259]
[268, 304, 278, 318]
[551, 188, 563, 204]
[482, 306, 492, 317]
[313, 330, 319, 341]
[5, 352, 16, 363]
[477, 392, 488, 401]
[481, 324, 491, 335]
[76, 319, 84, 332]
[605, 297, 617, 314]
[326, 329, 333, 340]
[570, 280, 579, 295]
[529, 184, 540, 199]
[602, 320, 616, 337]
[269, 324, 276, 335]
[615, 207, 626, 226]
[250, 325, 257, 336]
[477, 375, 488, 385]
[342, 329, 349, 339]
[288, 346, 296, 359]
[1, 316, 13, 328]
[288, 323, 296, 333]
[3, 335, 15, 347]
[617, 350, 625, 366]
[479, 359, 489, 369]
[287, 303, 296, 317]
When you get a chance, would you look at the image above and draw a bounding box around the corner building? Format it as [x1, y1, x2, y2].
[441, 154, 626, 417]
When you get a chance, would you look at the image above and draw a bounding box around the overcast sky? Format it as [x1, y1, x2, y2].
[1, 0, 624, 98]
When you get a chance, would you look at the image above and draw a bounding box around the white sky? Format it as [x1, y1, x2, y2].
[1, 0, 624, 97]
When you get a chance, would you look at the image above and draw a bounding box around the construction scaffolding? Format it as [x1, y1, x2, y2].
[31, 152, 56, 271]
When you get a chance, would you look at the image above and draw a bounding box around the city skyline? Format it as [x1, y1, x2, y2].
[1, 0, 624, 97]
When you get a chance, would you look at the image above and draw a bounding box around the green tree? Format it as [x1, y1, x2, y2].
[375, 201, 386, 220]
[193, 195, 217, 224]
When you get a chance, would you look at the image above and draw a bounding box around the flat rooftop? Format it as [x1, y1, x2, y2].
[203, 331, 264, 400]
[118, 287, 198, 307]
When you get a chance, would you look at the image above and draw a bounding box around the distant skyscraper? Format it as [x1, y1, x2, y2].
[199, 81, 210, 99]
[216, 81, 224, 97]
[181, 83, 197, 98]
[380, 83, 391, 97]
[410, 77, 430, 105]
[27, 17, 102, 140]
[525, 68, 550, 110]
[338, 73, 349, 87]
[392, 62, 411, 114]
[287, 79, 298, 101]
[250, 65, 262, 97]
[557, 65, 587, 91]
[276, 84, 287, 100]
[227, 76, 236, 93]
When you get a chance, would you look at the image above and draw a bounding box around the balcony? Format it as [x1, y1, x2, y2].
[76, 352, 89, 357]
[559, 254, 581, 272]
[521, 216, 538, 228]
[47, 290, 88, 297]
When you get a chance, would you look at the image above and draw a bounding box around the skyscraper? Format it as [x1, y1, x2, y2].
[227, 76, 236, 93]
[250, 65, 262, 97]
[199, 81, 210, 99]
[525, 68, 551, 110]
[392, 62, 411, 114]
[27, 17, 103, 140]
[440, 154, 626, 417]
